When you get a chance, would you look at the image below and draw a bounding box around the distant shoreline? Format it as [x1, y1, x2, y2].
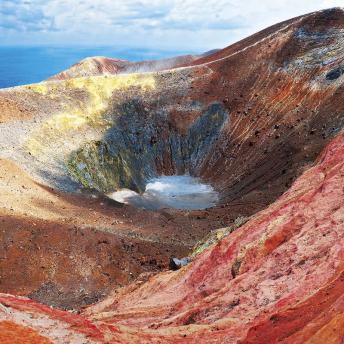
[0, 46, 193, 88]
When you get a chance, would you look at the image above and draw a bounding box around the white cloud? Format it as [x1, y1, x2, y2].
[0, 0, 343, 51]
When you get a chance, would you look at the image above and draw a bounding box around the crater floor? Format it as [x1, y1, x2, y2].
[108, 175, 219, 210]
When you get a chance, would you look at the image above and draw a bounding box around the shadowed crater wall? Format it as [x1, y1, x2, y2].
[66, 101, 228, 195]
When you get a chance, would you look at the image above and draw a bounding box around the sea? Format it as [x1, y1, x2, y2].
[0, 46, 190, 89]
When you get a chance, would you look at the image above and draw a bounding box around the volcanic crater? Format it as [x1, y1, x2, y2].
[0, 7, 344, 344]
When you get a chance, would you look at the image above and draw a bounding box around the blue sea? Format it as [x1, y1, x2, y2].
[0, 46, 191, 89]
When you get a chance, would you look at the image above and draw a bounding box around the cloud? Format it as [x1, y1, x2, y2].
[0, 0, 343, 51]
[0, 0, 51, 31]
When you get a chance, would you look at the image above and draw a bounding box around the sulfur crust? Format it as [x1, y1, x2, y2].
[25, 74, 156, 155]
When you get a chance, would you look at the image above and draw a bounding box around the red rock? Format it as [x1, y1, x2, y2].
[0, 129, 342, 343]
[0, 321, 52, 344]
[47, 54, 198, 80]
[82, 130, 344, 343]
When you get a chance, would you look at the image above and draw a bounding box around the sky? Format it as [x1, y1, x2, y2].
[0, 0, 343, 52]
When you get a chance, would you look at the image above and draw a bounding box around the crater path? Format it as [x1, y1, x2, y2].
[0, 8, 343, 328]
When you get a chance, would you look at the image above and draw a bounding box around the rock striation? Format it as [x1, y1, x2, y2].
[0, 128, 343, 342]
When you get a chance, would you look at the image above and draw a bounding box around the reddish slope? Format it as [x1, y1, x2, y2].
[82, 130, 344, 343]
[1, 130, 342, 343]
[188, 7, 343, 67]
[47, 54, 198, 81]
[47, 57, 128, 80]
[185, 7, 344, 209]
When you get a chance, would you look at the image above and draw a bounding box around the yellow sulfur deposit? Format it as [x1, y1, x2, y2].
[25, 74, 156, 156]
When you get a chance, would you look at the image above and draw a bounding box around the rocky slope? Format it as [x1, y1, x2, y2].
[0, 128, 343, 342]
[84, 128, 344, 343]
[0, 7, 343, 342]
[47, 54, 199, 81]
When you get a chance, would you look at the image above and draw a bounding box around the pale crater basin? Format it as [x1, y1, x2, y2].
[108, 175, 219, 210]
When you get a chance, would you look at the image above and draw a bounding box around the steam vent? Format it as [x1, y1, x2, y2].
[1, 7, 344, 343]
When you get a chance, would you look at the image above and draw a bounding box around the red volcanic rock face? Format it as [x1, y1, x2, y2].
[0, 294, 106, 343]
[0, 321, 52, 344]
[1, 130, 343, 343]
[82, 131, 344, 343]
